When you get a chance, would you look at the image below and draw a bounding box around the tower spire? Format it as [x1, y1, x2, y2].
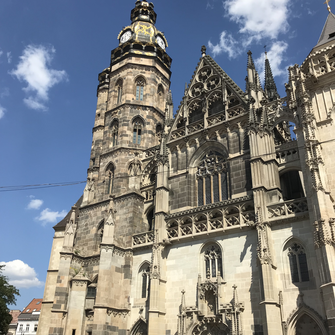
[264, 51, 280, 102]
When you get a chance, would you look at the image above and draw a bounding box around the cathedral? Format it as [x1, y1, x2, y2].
[37, 1, 335, 334]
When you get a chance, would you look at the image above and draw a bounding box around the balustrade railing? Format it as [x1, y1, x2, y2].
[187, 120, 204, 134]
[171, 128, 185, 140]
[207, 111, 226, 126]
[132, 231, 154, 246]
[166, 200, 255, 240]
[267, 198, 308, 220]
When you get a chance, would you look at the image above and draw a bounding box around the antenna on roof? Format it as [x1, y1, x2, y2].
[324, 0, 331, 13]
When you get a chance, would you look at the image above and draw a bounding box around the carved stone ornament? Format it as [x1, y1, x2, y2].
[199, 280, 218, 300]
[107, 308, 130, 318]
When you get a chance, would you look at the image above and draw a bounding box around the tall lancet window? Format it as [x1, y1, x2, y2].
[106, 163, 115, 194]
[116, 79, 123, 104]
[203, 244, 222, 279]
[139, 263, 150, 299]
[197, 151, 228, 206]
[135, 77, 145, 101]
[287, 242, 309, 283]
[111, 120, 118, 147]
[133, 118, 143, 144]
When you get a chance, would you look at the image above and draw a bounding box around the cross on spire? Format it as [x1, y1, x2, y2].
[324, 0, 331, 13]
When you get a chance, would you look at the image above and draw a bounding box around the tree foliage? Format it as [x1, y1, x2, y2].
[0, 265, 20, 335]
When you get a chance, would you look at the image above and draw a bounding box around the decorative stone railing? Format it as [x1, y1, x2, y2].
[132, 231, 154, 246]
[207, 111, 226, 126]
[187, 120, 204, 134]
[227, 107, 243, 119]
[267, 198, 308, 221]
[171, 128, 185, 140]
[166, 196, 255, 240]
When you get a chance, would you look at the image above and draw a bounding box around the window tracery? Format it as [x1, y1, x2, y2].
[203, 244, 222, 279]
[196, 151, 228, 206]
[139, 263, 150, 299]
[287, 242, 309, 283]
[133, 118, 143, 144]
[135, 77, 145, 101]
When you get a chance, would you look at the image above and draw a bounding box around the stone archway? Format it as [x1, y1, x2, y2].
[295, 314, 323, 335]
[130, 318, 147, 335]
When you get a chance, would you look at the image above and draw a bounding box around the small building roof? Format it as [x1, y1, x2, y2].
[20, 298, 43, 314]
[9, 310, 21, 325]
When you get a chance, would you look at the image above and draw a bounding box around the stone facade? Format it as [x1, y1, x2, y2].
[38, 2, 335, 335]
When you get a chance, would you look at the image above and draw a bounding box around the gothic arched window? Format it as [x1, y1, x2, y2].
[135, 77, 145, 101]
[106, 164, 115, 194]
[116, 79, 123, 104]
[202, 244, 222, 279]
[287, 242, 309, 283]
[197, 151, 228, 206]
[111, 120, 118, 147]
[139, 263, 150, 299]
[133, 118, 143, 144]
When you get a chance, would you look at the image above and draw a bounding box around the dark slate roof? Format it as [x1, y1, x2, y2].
[316, 12, 335, 47]
[53, 195, 83, 230]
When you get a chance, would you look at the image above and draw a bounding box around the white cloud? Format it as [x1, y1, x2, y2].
[255, 41, 288, 81]
[27, 197, 44, 210]
[208, 31, 241, 58]
[208, 0, 291, 57]
[0, 105, 5, 119]
[0, 260, 43, 288]
[36, 208, 67, 225]
[24, 97, 47, 111]
[0, 49, 3, 57]
[10, 45, 67, 111]
[7, 52, 12, 64]
[224, 0, 290, 40]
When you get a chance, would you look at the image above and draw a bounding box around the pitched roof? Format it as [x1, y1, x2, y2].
[53, 195, 83, 230]
[21, 298, 43, 314]
[316, 12, 335, 47]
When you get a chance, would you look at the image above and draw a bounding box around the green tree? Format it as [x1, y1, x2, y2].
[0, 265, 20, 335]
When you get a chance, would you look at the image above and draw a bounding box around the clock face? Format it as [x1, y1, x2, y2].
[156, 36, 165, 50]
[120, 31, 132, 44]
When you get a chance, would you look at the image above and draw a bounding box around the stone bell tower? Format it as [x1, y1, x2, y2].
[37, 2, 173, 335]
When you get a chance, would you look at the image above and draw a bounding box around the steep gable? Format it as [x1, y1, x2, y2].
[168, 54, 248, 142]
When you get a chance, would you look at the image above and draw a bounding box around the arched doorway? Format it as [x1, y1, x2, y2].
[295, 314, 323, 335]
[130, 318, 147, 335]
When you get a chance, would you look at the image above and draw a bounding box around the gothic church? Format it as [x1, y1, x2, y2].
[37, 1, 335, 334]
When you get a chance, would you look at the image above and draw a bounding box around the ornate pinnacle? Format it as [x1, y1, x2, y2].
[201, 45, 207, 57]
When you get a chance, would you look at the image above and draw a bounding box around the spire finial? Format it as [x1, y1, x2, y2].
[264, 45, 268, 59]
[201, 45, 206, 57]
[324, 0, 331, 12]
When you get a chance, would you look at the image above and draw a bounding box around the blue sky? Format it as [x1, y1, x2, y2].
[0, 0, 328, 310]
